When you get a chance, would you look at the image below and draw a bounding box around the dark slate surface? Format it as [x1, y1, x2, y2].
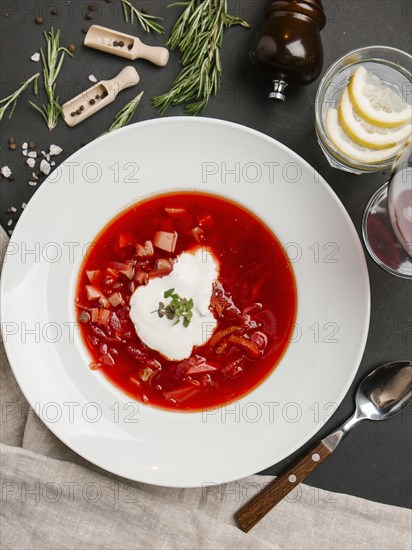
[0, 1, 411, 508]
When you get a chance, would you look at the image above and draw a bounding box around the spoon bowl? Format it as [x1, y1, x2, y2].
[356, 361, 412, 421]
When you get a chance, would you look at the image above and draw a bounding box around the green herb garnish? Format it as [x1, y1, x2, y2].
[104, 91, 144, 134]
[30, 28, 73, 130]
[120, 0, 165, 34]
[153, 288, 194, 328]
[0, 73, 40, 122]
[151, 0, 250, 116]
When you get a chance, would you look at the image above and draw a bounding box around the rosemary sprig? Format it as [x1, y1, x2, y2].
[105, 91, 144, 134]
[119, 0, 165, 34]
[30, 28, 73, 130]
[152, 0, 250, 116]
[153, 288, 194, 328]
[0, 73, 40, 122]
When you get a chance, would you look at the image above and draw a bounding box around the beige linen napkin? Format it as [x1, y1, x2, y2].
[1, 226, 411, 550]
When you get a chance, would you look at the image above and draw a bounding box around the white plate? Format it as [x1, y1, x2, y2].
[0, 118, 370, 487]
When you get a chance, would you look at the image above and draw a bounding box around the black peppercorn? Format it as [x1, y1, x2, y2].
[35, 15, 44, 24]
[9, 143, 17, 151]
[118, 41, 124, 47]
[90, 99, 96, 105]
[68, 43, 76, 53]
[85, 12, 93, 21]
[8, 137, 15, 144]
[28, 142, 36, 149]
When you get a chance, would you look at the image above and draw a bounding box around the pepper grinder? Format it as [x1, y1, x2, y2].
[250, 0, 326, 101]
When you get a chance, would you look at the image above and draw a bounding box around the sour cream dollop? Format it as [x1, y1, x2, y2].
[129, 247, 219, 361]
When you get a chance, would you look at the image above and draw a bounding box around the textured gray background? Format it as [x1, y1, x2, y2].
[0, 1, 411, 508]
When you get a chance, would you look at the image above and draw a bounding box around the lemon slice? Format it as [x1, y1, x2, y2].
[349, 66, 412, 127]
[326, 108, 401, 164]
[339, 88, 412, 149]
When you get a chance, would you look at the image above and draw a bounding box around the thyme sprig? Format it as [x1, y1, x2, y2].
[0, 73, 39, 122]
[105, 91, 144, 134]
[153, 288, 194, 328]
[120, 0, 165, 34]
[30, 28, 73, 130]
[151, 0, 250, 116]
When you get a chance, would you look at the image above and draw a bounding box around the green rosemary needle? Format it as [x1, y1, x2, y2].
[0, 73, 40, 122]
[104, 91, 144, 134]
[30, 28, 73, 131]
[120, 0, 165, 34]
[152, 0, 250, 116]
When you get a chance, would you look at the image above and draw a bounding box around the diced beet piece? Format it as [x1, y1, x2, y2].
[134, 271, 148, 285]
[250, 331, 268, 352]
[154, 258, 173, 272]
[78, 310, 90, 323]
[117, 261, 135, 280]
[108, 292, 124, 308]
[109, 312, 122, 331]
[86, 285, 102, 301]
[186, 363, 217, 375]
[153, 231, 178, 253]
[126, 345, 146, 360]
[136, 240, 154, 257]
[91, 308, 111, 326]
[99, 295, 110, 308]
[86, 270, 100, 283]
[163, 384, 201, 404]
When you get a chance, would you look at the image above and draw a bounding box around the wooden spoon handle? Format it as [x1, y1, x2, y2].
[235, 440, 332, 532]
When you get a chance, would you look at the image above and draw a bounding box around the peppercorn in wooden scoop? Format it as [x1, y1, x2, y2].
[84, 25, 169, 67]
[62, 66, 140, 127]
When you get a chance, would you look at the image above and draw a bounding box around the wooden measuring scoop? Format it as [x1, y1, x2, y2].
[84, 25, 169, 67]
[62, 66, 140, 127]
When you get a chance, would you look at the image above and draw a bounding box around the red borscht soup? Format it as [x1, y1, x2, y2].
[76, 192, 297, 411]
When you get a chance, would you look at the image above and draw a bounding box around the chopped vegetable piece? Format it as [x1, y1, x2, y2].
[138, 367, 154, 382]
[78, 310, 90, 323]
[135, 271, 148, 285]
[186, 363, 217, 375]
[209, 325, 241, 348]
[98, 295, 110, 308]
[153, 230, 178, 253]
[86, 285, 102, 301]
[86, 270, 100, 283]
[91, 308, 111, 326]
[136, 240, 154, 257]
[227, 335, 261, 358]
[163, 384, 201, 404]
[165, 207, 187, 215]
[154, 258, 173, 272]
[191, 226, 204, 242]
[108, 292, 125, 307]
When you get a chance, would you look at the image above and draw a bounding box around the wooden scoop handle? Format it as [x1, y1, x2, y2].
[105, 66, 140, 93]
[235, 440, 332, 532]
[135, 42, 169, 67]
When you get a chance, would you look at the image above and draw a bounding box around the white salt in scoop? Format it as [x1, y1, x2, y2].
[84, 25, 169, 67]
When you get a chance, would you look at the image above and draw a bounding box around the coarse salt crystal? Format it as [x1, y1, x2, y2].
[27, 151, 37, 158]
[1, 166, 12, 178]
[10, 206, 17, 213]
[26, 158, 36, 168]
[7, 219, 13, 226]
[32, 172, 38, 180]
[22, 150, 28, 156]
[46, 154, 50, 161]
[41, 151, 47, 157]
[22, 142, 28, 149]
[31, 52, 40, 62]
[49, 144, 63, 156]
[40, 159, 51, 175]
[22, 203, 27, 209]
[28, 180, 38, 187]
[51, 161, 56, 166]
[8, 230, 13, 236]
[88, 74, 98, 83]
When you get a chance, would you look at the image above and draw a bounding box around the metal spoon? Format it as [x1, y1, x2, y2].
[236, 361, 412, 532]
